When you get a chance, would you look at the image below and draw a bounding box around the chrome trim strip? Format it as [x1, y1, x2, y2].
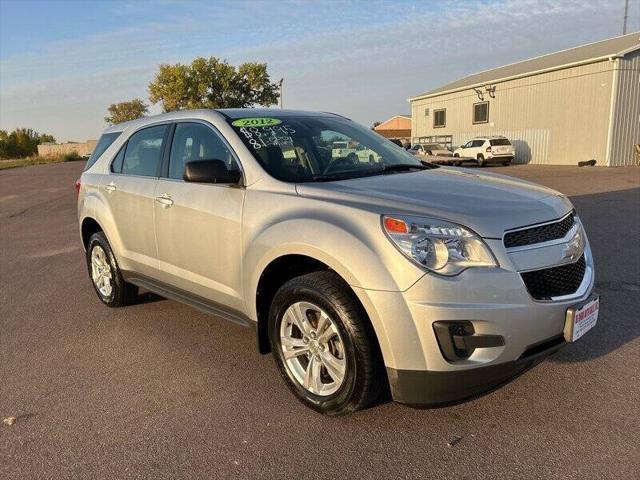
[503, 211, 577, 251]
[506, 221, 581, 253]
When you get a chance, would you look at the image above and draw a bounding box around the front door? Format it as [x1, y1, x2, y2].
[153, 122, 245, 312]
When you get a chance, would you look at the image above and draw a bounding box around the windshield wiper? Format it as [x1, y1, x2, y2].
[310, 163, 433, 182]
[376, 163, 431, 173]
[311, 169, 381, 182]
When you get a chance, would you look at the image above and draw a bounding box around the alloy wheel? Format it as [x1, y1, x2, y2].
[279, 301, 347, 396]
[91, 245, 113, 298]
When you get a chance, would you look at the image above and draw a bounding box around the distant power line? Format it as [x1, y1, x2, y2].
[623, 0, 629, 35]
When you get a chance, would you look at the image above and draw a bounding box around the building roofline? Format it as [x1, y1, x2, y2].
[409, 33, 640, 102]
[374, 115, 411, 129]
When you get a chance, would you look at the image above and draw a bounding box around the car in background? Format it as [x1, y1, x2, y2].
[409, 143, 457, 165]
[331, 141, 353, 158]
[453, 136, 516, 166]
[409, 143, 453, 157]
[332, 141, 380, 163]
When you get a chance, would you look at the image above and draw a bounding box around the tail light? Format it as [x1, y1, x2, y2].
[486, 146, 492, 152]
[75, 178, 81, 197]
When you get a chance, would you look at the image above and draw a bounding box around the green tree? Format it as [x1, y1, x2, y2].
[104, 98, 149, 125]
[0, 130, 11, 158]
[148, 57, 280, 112]
[0, 128, 56, 159]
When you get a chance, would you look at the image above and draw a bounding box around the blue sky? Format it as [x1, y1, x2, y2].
[0, 0, 638, 141]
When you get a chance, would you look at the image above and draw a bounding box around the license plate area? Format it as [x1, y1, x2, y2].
[564, 295, 599, 342]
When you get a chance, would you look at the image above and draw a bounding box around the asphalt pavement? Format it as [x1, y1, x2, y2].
[1, 161, 639, 479]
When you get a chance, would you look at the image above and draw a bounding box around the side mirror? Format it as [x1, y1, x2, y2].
[183, 160, 241, 184]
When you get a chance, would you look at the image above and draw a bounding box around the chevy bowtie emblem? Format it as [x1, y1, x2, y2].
[561, 228, 584, 262]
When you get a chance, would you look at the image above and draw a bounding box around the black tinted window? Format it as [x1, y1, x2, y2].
[490, 138, 511, 146]
[228, 115, 423, 183]
[121, 125, 167, 177]
[85, 132, 121, 170]
[433, 109, 446, 128]
[169, 123, 237, 180]
[111, 146, 125, 173]
[473, 102, 489, 124]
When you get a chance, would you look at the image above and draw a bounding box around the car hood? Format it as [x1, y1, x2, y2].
[295, 168, 573, 238]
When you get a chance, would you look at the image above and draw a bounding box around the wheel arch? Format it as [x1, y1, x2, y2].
[253, 252, 391, 375]
[81, 217, 104, 250]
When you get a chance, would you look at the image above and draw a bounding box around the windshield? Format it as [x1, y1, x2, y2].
[228, 115, 425, 182]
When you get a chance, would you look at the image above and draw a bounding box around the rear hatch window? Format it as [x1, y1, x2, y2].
[85, 132, 121, 170]
[490, 138, 511, 146]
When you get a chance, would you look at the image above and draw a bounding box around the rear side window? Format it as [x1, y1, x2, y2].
[110, 146, 125, 173]
[85, 132, 121, 170]
[472, 140, 485, 147]
[121, 125, 167, 177]
[490, 138, 511, 146]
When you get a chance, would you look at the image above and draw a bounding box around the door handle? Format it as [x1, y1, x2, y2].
[105, 182, 117, 192]
[155, 194, 174, 207]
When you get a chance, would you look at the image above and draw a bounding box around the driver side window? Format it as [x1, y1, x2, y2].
[169, 123, 238, 180]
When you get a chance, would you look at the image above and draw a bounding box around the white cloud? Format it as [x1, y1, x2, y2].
[0, 0, 636, 140]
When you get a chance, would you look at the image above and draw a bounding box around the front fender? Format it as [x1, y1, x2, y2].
[244, 218, 406, 317]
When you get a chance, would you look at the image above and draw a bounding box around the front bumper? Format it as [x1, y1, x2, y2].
[355, 237, 595, 405]
[387, 334, 565, 405]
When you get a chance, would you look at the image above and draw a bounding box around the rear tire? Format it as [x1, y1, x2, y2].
[269, 271, 384, 416]
[86, 232, 138, 307]
[477, 154, 485, 167]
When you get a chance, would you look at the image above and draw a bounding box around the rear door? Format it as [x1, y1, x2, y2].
[153, 121, 246, 311]
[106, 124, 169, 277]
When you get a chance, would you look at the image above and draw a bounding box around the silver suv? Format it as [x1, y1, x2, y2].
[77, 109, 598, 415]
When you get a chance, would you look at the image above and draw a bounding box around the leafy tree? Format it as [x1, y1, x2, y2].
[104, 98, 149, 125]
[148, 57, 280, 112]
[0, 128, 56, 158]
[372, 121, 382, 129]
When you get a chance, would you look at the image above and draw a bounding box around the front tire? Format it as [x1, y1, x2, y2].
[86, 232, 138, 307]
[269, 271, 383, 415]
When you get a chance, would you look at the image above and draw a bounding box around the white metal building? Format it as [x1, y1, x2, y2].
[409, 33, 640, 166]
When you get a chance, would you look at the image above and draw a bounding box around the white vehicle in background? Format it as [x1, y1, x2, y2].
[453, 136, 516, 166]
[409, 143, 453, 157]
[354, 144, 380, 163]
[332, 141, 380, 163]
[331, 141, 355, 158]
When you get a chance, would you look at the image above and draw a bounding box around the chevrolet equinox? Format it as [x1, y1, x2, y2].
[77, 109, 598, 415]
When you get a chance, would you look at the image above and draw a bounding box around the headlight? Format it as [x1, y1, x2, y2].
[382, 215, 497, 275]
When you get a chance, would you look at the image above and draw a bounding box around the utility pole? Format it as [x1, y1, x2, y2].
[623, 0, 629, 34]
[278, 78, 284, 109]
